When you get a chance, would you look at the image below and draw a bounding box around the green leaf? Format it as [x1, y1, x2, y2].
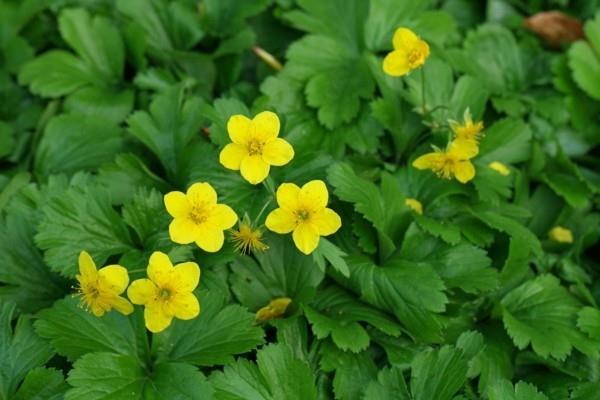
[230, 233, 324, 311]
[320, 343, 377, 400]
[145, 362, 215, 399]
[312, 237, 350, 277]
[18, 50, 96, 97]
[211, 343, 317, 400]
[63, 87, 134, 123]
[0, 301, 55, 399]
[364, 367, 410, 400]
[410, 346, 468, 400]
[35, 114, 124, 178]
[577, 307, 600, 340]
[568, 12, 600, 101]
[349, 255, 447, 342]
[305, 305, 370, 352]
[35, 297, 147, 362]
[202, 0, 269, 37]
[0, 121, 15, 159]
[488, 379, 548, 400]
[501, 274, 600, 360]
[35, 181, 134, 276]
[477, 118, 532, 164]
[154, 290, 264, 367]
[126, 87, 204, 182]
[58, 8, 124, 82]
[14, 367, 66, 400]
[199, 97, 250, 147]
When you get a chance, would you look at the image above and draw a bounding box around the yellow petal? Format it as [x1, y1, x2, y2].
[187, 182, 217, 205]
[172, 292, 200, 320]
[392, 27, 419, 50]
[219, 143, 248, 170]
[98, 265, 130, 294]
[300, 180, 328, 209]
[265, 208, 297, 234]
[144, 306, 173, 333]
[262, 138, 294, 166]
[252, 111, 280, 141]
[227, 114, 253, 144]
[404, 198, 423, 215]
[314, 208, 341, 236]
[173, 262, 200, 292]
[276, 183, 300, 210]
[292, 223, 320, 255]
[413, 152, 442, 170]
[78, 251, 97, 278]
[383, 50, 410, 77]
[208, 203, 238, 230]
[488, 161, 510, 176]
[454, 161, 476, 183]
[195, 226, 224, 252]
[415, 39, 430, 63]
[91, 303, 106, 317]
[127, 278, 157, 305]
[240, 155, 270, 185]
[549, 226, 573, 243]
[169, 217, 199, 244]
[164, 191, 189, 218]
[112, 296, 134, 315]
[148, 251, 173, 286]
[449, 139, 478, 159]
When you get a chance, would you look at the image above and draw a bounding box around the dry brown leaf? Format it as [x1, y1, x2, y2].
[524, 11, 584, 48]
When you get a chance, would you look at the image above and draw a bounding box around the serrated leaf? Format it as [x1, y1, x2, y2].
[410, 346, 468, 400]
[211, 343, 317, 400]
[14, 368, 66, 400]
[488, 379, 548, 400]
[63, 86, 133, 123]
[35, 114, 124, 178]
[312, 237, 350, 276]
[304, 305, 369, 353]
[568, 12, 600, 101]
[35, 297, 147, 362]
[154, 290, 264, 367]
[477, 118, 532, 164]
[577, 307, 600, 340]
[202, 0, 269, 37]
[364, 366, 410, 400]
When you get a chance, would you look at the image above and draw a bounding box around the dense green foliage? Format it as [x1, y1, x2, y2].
[1, 0, 600, 399]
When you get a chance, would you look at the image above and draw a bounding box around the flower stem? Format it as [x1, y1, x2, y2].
[254, 198, 273, 225]
[262, 176, 276, 197]
[420, 67, 427, 114]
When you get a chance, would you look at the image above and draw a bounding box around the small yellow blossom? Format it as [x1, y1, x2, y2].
[220, 111, 294, 185]
[413, 139, 478, 184]
[405, 198, 423, 215]
[383, 27, 430, 77]
[265, 180, 341, 255]
[548, 226, 574, 244]
[127, 252, 200, 333]
[75, 251, 133, 317]
[256, 297, 292, 322]
[450, 108, 484, 142]
[164, 182, 238, 252]
[231, 220, 268, 254]
[488, 161, 510, 176]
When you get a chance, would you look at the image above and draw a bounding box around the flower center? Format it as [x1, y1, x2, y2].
[159, 288, 171, 300]
[247, 139, 264, 156]
[295, 209, 311, 222]
[407, 49, 423, 68]
[189, 204, 208, 224]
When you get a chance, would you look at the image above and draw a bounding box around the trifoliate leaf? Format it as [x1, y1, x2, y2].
[348, 255, 447, 342]
[154, 290, 264, 367]
[126, 86, 204, 182]
[0, 301, 55, 399]
[305, 305, 370, 352]
[488, 379, 548, 400]
[14, 367, 66, 400]
[568, 12, 600, 101]
[410, 346, 468, 400]
[35, 297, 147, 362]
[230, 233, 324, 311]
[501, 274, 600, 360]
[35, 181, 134, 276]
[211, 343, 317, 400]
[35, 114, 124, 178]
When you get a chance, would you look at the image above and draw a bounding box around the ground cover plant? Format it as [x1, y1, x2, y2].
[1, 0, 600, 398]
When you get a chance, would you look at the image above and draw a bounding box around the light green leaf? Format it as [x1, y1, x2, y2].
[35, 114, 124, 178]
[64, 86, 133, 123]
[477, 118, 532, 164]
[154, 290, 264, 367]
[488, 379, 548, 400]
[577, 307, 600, 340]
[312, 238, 350, 277]
[364, 367, 410, 400]
[410, 346, 468, 400]
[211, 343, 317, 400]
[568, 12, 600, 100]
[199, 97, 250, 146]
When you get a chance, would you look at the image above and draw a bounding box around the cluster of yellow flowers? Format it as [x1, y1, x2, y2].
[75, 250, 200, 333]
[75, 110, 342, 329]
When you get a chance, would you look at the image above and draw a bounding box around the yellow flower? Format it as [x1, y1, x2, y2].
[164, 182, 238, 252]
[383, 27, 430, 77]
[265, 180, 341, 255]
[127, 251, 200, 333]
[488, 161, 510, 176]
[449, 108, 484, 142]
[256, 297, 292, 322]
[548, 226, 574, 244]
[219, 111, 294, 185]
[74, 251, 133, 317]
[413, 139, 479, 184]
[405, 198, 423, 215]
[231, 220, 268, 254]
